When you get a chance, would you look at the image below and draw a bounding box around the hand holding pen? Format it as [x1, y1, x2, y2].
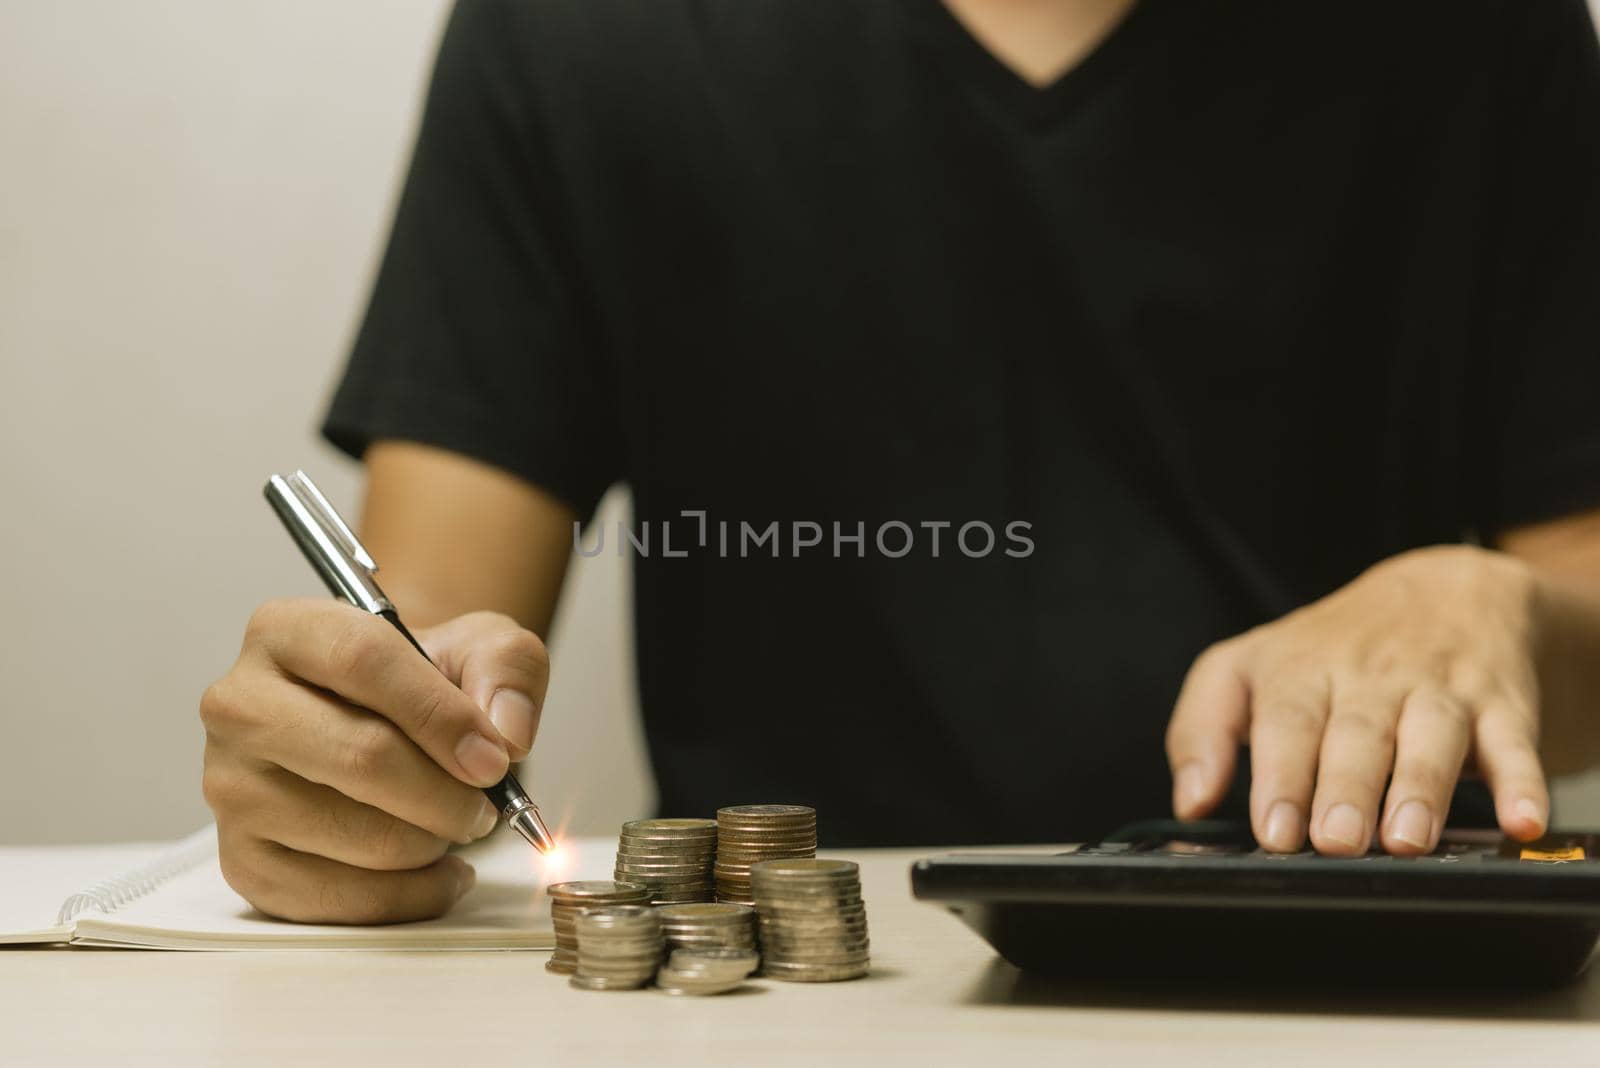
[196, 472, 556, 924]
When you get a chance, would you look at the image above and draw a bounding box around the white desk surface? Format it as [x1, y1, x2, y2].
[4, 841, 1597, 1067]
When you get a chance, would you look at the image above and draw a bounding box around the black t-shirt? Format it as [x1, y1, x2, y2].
[326, 0, 1600, 846]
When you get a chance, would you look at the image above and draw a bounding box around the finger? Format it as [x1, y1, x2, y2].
[1379, 687, 1471, 855]
[219, 830, 475, 925]
[1247, 675, 1331, 853]
[232, 766, 454, 871]
[418, 612, 550, 758]
[1475, 703, 1549, 842]
[251, 600, 510, 787]
[215, 669, 498, 843]
[1165, 643, 1249, 820]
[1309, 682, 1403, 856]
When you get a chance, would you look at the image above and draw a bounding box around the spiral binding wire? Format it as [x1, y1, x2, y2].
[55, 826, 218, 926]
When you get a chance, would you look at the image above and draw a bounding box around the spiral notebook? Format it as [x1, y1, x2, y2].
[1, 826, 607, 950]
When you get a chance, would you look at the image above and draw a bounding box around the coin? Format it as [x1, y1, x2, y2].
[654, 946, 759, 996]
[718, 805, 815, 821]
[545, 880, 650, 975]
[757, 959, 870, 983]
[614, 816, 718, 906]
[655, 901, 756, 954]
[714, 804, 818, 906]
[570, 906, 664, 992]
[751, 857, 870, 983]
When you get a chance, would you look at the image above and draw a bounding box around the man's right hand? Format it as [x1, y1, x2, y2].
[200, 601, 548, 923]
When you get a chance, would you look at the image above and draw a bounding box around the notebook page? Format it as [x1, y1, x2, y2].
[0, 841, 162, 944]
[71, 832, 615, 950]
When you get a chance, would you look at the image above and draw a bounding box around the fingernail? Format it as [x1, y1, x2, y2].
[1175, 763, 1208, 813]
[1263, 800, 1302, 852]
[1321, 803, 1368, 850]
[471, 798, 499, 840]
[1389, 800, 1433, 850]
[489, 689, 537, 751]
[1514, 797, 1545, 831]
[455, 864, 477, 902]
[454, 731, 509, 785]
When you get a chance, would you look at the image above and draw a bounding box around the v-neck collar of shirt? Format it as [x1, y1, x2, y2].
[903, 0, 1173, 131]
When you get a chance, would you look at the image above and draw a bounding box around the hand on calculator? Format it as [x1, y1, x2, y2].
[1163, 545, 1552, 858]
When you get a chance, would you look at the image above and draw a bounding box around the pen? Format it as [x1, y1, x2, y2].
[263, 469, 557, 854]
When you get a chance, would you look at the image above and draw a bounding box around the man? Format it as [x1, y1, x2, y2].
[199, 0, 1600, 923]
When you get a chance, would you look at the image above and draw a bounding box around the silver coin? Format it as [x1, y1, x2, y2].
[761, 946, 871, 962]
[759, 925, 869, 940]
[757, 900, 868, 915]
[614, 851, 716, 863]
[751, 858, 858, 877]
[658, 902, 753, 920]
[650, 897, 715, 907]
[759, 919, 869, 935]
[661, 929, 753, 941]
[573, 961, 659, 974]
[760, 949, 871, 964]
[613, 873, 715, 887]
[759, 962, 870, 983]
[758, 907, 867, 921]
[759, 930, 870, 945]
[547, 880, 651, 900]
[614, 858, 714, 869]
[760, 924, 868, 936]
[655, 982, 743, 996]
[624, 817, 717, 832]
[573, 951, 664, 966]
[569, 975, 651, 991]
[718, 804, 815, 816]
[717, 844, 818, 856]
[575, 940, 661, 951]
[576, 905, 659, 925]
[663, 926, 757, 937]
[755, 891, 865, 905]
[670, 946, 758, 968]
[666, 934, 755, 944]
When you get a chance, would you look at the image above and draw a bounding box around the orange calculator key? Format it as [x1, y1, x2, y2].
[1520, 846, 1586, 862]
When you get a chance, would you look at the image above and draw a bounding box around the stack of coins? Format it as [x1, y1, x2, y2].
[570, 906, 665, 991]
[714, 805, 817, 905]
[545, 880, 650, 975]
[751, 858, 870, 982]
[657, 902, 756, 954]
[654, 946, 760, 996]
[613, 818, 718, 905]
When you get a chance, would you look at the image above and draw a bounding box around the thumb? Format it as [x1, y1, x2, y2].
[1164, 642, 1250, 820]
[417, 612, 550, 760]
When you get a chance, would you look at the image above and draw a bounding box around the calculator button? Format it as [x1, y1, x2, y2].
[1519, 845, 1586, 862]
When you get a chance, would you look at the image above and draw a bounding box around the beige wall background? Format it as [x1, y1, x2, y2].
[1, 0, 1596, 845]
[0, 0, 651, 844]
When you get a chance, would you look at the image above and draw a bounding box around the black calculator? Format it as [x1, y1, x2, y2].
[911, 820, 1600, 988]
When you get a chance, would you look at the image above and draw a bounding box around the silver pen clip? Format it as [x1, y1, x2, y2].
[264, 470, 394, 615]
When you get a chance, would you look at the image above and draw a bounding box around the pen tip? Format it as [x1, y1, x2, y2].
[509, 807, 557, 854]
